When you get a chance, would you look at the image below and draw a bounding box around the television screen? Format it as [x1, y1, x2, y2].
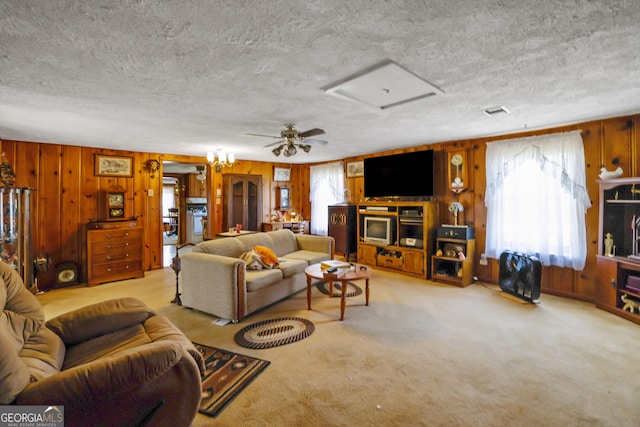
[363, 150, 434, 199]
[363, 216, 392, 245]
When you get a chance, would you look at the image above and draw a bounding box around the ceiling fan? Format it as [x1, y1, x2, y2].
[247, 124, 328, 157]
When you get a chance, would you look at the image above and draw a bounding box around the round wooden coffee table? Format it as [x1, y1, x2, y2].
[305, 263, 372, 320]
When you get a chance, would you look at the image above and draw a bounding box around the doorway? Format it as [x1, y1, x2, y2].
[162, 161, 207, 266]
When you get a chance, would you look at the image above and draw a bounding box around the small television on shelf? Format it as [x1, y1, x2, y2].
[364, 150, 434, 199]
[363, 216, 393, 246]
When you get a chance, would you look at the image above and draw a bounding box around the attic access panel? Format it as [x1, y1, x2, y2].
[323, 60, 443, 110]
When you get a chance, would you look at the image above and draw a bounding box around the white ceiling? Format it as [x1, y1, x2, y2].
[1, 1, 640, 164]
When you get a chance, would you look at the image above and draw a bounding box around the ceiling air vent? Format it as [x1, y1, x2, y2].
[483, 106, 511, 116]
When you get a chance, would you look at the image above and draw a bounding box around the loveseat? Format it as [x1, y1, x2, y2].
[0, 261, 205, 427]
[181, 229, 334, 322]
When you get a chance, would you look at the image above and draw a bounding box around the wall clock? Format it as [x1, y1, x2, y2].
[105, 185, 126, 220]
[448, 150, 467, 193]
[56, 261, 79, 287]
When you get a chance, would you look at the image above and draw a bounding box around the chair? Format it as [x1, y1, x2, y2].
[0, 261, 204, 427]
[167, 208, 179, 236]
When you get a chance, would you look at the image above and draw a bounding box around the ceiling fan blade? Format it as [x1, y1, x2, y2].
[303, 138, 328, 145]
[247, 132, 279, 139]
[298, 128, 325, 138]
[263, 140, 285, 148]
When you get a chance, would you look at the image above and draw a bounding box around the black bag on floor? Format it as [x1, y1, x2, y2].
[499, 251, 541, 302]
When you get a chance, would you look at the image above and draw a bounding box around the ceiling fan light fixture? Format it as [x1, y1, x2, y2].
[285, 145, 297, 157]
[272, 146, 282, 156]
[301, 144, 311, 153]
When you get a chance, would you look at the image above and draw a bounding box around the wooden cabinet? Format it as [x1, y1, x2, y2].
[595, 177, 640, 324]
[432, 235, 475, 287]
[328, 204, 357, 261]
[403, 251, 426, 276]
[223, 174, 262, 232]
[87, 220, 144, 285]
[356, 201, 438, 279]
[358, 244, 378, 266]
[188, 173, 207, 198]
[596, 255, 618, 309]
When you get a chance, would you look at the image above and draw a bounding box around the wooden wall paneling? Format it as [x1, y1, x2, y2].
[147, 154, 163, 269]
[574, 122, 605, 300]
[59, 146, 83, 283]
[134, 152, 161, 270]
[80, 148, 100, 285]
[471, 140, 492, 282]
[602, 116, 633, 177]
[38, 144, 63, 289]
[299, 165, 311, 221]
[211, 167, 223, 237]
[633, 114, 640, 177]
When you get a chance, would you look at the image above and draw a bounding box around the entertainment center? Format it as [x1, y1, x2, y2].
[356, 149, 438, 278]
[357, 201, 438, 278]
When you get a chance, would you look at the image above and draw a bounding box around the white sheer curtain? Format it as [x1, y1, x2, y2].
[484, 130, 591, 270]
[309, 161, 344, 235]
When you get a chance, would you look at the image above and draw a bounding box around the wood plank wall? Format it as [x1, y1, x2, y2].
[1, 112, 638, 300]
[344, 113, 639, 303]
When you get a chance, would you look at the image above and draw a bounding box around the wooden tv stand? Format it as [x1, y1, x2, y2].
[356, 201, 438, 279]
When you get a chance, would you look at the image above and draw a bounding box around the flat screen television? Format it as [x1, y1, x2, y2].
[364, 150, 434, 199]
[363, 216, 393, 246]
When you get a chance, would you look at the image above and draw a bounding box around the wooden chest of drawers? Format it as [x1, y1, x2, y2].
[87, 220, 144, 285]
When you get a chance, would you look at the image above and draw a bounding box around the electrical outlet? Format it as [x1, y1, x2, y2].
[479, 253, 488, 266]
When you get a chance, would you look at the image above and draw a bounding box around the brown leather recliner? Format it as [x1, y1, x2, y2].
[0, 261, 204, 427]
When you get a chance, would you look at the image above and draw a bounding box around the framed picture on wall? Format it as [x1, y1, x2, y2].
[94, 155, 133, 177]
[276, 186, 290, 210]
[346, 160, 364, 178]
[274, 167, 291, 182]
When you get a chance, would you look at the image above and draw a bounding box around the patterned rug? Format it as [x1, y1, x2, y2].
[194, 342, 270, 417]
[234, 317, 315, 349]
[315, 280, 363, 297]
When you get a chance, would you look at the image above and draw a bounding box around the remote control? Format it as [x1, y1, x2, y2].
[326, 267, 337, 273]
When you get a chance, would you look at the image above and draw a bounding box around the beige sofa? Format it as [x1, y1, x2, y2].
[181, 229, 334, 322]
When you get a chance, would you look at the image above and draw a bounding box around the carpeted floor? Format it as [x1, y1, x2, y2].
[194, 342, 270, 417]
[36, 267, 640, 426]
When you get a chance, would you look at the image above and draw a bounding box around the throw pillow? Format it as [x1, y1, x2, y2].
[240, 250, 265, 270]
[253, 245, 279, 268]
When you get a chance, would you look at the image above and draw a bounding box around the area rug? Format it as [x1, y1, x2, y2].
[315, 280, 363, 297]
[234, 317, 315, 349]
[193, 342, 270, 417]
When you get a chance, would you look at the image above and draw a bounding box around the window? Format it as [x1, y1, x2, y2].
[162, 179, 177, 216]
[309, 162, 344, 235]
[484, 131, 591, 270]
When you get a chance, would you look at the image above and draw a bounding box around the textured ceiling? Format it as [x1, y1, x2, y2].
[1, 1, 640, 164]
